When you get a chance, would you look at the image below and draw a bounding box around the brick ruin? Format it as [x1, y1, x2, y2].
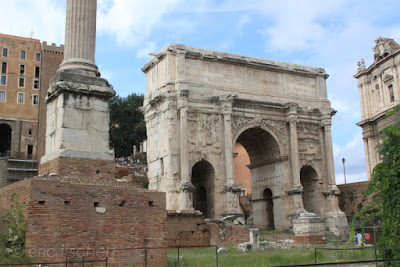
[0, 177, 167, 266]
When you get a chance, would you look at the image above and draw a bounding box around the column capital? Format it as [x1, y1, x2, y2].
[220, 94, 236, 114]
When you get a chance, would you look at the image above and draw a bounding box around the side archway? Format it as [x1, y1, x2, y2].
[0, 124, 12, 156]
[263, 188, 275, 230]
[191, 160, 215, 218]
[300, 165, 321, 216]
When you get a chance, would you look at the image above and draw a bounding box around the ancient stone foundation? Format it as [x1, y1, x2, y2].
[167, 211, 249, 248]
[0, 177, 167, 266]
[293, 213, 326, 245]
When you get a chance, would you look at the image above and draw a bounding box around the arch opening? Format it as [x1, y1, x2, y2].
[234, 127, 281, 229]
[263, 188, 275, 230]
[191, 160, 214, 218]
[300, 165, 320, 216]
[0, 124, 11, 156]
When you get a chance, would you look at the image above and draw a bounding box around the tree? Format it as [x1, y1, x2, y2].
[109, 93, 146, 158]
[350, 107, 400, 261]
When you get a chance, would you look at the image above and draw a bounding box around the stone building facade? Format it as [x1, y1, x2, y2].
[142, 44, 347, 235]
[355, 37, 400, 179]
[0, 34, 63, 187]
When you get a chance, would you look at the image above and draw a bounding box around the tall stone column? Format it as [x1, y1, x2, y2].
[60, 0, 98, 73]
[363, 138, 372, 180]
[221, 95, 242, 216]
[39, 0, 116, 179]
[322, 117, 336, 187]
[322, 112, 348, 236]
[178, 90, 195, 210]
[287, 105, 304, 213]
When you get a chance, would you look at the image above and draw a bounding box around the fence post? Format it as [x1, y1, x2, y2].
[177, 246, 180, 264]
[82, 256, 85, 267]
[374, 247, 378, 267]
[106, 256, 108, 267]
[314, 248, 317, 264]
[66, 256, 68, 267]
[216, 246, 219, 267]
[145, 248, 148, 267]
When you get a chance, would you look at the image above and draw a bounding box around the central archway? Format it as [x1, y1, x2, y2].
[234, 126, 282, 229]
[0, 124, 12, 156]
[191, 160, 215, 218]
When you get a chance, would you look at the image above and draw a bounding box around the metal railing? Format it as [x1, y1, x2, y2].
[0, 257, 108, 266]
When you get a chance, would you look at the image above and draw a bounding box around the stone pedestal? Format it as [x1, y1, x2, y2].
[293, 212, 326, 245]
[39, 69, 115, 177]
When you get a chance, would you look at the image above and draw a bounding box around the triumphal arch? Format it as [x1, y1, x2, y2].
[142, 44, 347, 235]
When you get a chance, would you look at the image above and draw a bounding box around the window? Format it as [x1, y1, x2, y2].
[1, 75, 6, 85]
[34, 66, 40, 78]
[32, 94, 39, 105]
[2, 48, 7, 57]
[33, 79, 39, 89]
[35, 53, 40, 62]
[1, 62, 6, 74]
[20, 51, 25, 60]
[19, 65, 25, 76]
[388, 84, 395, 102]
[17, 92, 24, 103]
[18, 77, 25, 88]
[0, 91, 5, 102]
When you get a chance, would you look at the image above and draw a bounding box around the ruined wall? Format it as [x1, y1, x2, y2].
[166, 211, 249, 248]
[167, 211, 210, 247]
[337, 181, 370, 222]
[0, 177, 167, 266]
[208, 221, 249, 247]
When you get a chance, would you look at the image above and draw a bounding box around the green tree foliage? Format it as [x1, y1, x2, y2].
[350, 107, 400, 262]
[109, 93, 146, 157]
[0, 193, 28, 263]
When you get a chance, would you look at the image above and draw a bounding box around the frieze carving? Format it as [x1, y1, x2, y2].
[188, 113, 221, 152]
[297, 122, 321, 141]
[232, 116, 253, 134]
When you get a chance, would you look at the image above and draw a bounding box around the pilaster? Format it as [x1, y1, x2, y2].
[286, 103, 304, 212]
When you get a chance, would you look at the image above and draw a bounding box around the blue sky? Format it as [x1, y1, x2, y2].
[1, 0, 400, 184]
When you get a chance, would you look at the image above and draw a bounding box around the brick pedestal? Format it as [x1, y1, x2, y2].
[39, 157, 115, 179]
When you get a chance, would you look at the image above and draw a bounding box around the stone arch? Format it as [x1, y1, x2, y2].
[0, 124, 12, 156]
[300, 165, 321, 216]
[233, 123, 285, 158]
[191, 160, 215, 218]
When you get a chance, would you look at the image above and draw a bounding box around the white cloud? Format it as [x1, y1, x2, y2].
[0, 0, 65, 44]
[97, 0, 182, 46]
[98, 65, 113, 82]
[136, 42, 157, 59]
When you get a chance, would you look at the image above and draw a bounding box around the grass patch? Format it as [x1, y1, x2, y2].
[167, 245, 377, 266]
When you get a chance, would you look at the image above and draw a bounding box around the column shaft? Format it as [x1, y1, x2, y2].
[324, 123, 335, 185]
[289, 119, 300, 185]
[61, 0, 97, 71]
[180, 106, 189, 182]
[224, 112, 234, 184]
